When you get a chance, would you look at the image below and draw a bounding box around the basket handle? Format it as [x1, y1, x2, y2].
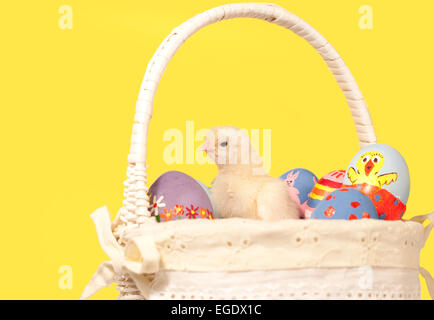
[128, 2, 377, 164]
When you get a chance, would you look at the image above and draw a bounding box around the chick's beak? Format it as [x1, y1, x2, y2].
[365, 159, 374, 176]
[200, 143, 209, 153]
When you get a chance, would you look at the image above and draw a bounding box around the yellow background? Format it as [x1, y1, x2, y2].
[0, 0, 432, 299]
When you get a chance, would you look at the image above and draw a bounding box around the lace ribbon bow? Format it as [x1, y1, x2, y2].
[80, 206, 160, 300]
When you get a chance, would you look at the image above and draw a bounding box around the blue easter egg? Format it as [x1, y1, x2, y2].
[280, 168, 318, 217]
[311, 188, 379, 220]
[343, 144, 410, 204]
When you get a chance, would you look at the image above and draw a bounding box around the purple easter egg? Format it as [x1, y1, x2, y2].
[148, 171, 215, 222]
[311, 187, 379, 220]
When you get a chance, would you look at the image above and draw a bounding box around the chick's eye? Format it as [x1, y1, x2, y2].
[362, 157, 368, 163]
[373, 156, 379, 163]
[220, 141, 227, 147]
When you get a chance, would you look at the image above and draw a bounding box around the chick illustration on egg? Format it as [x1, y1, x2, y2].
[347, 151, 398, 188]
[344, 144, 410, 205]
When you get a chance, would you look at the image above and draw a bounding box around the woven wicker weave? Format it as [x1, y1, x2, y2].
[82, 3, 434, 300]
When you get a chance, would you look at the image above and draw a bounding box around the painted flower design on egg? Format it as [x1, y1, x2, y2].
[150, 195, 166, 216]
[186, 205, 199, 219]
[207, 209, 215, 220]
[199, 207, 208, 219]
[174, 204, 185, 216]
[161, 208, 174, 222]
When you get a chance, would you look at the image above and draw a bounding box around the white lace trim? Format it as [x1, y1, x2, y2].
[147, 267, 421, 300]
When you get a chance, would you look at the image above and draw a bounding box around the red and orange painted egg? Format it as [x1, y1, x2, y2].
[311, 188, 379, 220]
[304, 170, 345, 219]
[345, 183, 406, 220]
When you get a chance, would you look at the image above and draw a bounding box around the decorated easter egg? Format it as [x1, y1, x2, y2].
[194, 178, 220, 218]
[343, 144, 410, 204]
[304, 170, 346, 219]
[148, 171, 215, 222]
[279, 168, 318, 218]
[347, 183, 406, 220]
[311, 188, 379, 220]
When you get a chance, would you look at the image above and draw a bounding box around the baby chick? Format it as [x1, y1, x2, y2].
[201, 126, 299, 221]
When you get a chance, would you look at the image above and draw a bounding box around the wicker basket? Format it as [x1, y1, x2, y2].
[81, 3, 434, 300]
